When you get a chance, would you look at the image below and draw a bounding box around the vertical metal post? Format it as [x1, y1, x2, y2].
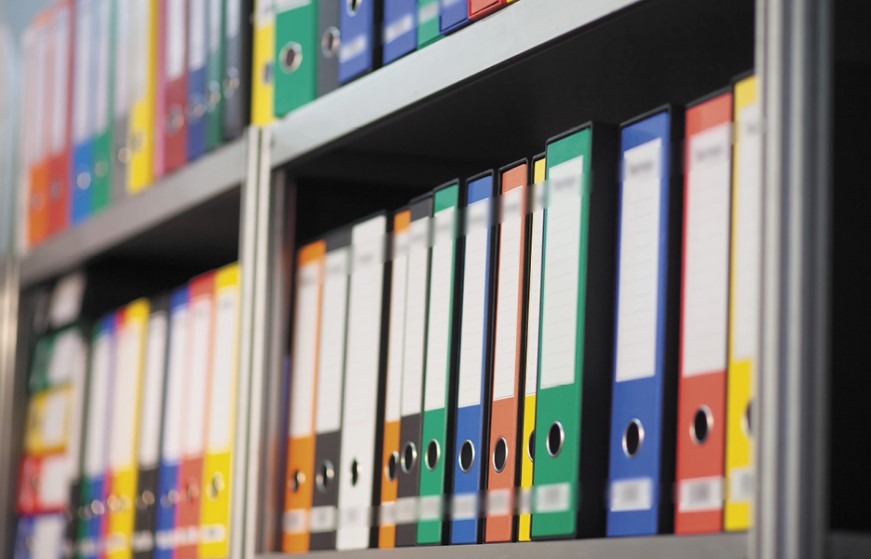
[0, 256, 20, 555]
[756, 0, 831, 558]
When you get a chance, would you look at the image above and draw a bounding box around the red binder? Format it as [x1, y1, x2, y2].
[46, 0, 75, 237]
[162, 0, 188, 174]
[674, 90, 734, 534]
[176, 271, 216, 557]
[469, 0, 507, 20]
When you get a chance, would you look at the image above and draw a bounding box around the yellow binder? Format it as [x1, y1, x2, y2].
[251, 0, 275, 126]
[24, 385, 73, 456]
[105, 299, 150, 558]
[127, 0, 157, 193]
[724, 75, 760, 531]
[199, 263, 242, 558]
[518, 155, 546, 541]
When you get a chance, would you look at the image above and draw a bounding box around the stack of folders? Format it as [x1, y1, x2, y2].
[19, 0, 252, 249]
[280, 74, 762, 551]
[267, 0, 519, 120]
[14, 263, 242, 559]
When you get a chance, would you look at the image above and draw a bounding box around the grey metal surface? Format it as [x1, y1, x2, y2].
[269, 0, 643, 169]
[0, 256, 19, 555]
[256, 533, 747, 559]
[19, 136, 247, 287]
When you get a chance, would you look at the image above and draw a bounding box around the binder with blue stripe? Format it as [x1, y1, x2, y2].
[439, 0, 469, 35]
[337, 0, 381, 83]
[382, 0, 417, 65]
[187, 0, 209, 160]
[71, 0, 98, 225]
[450, 171, 497, 544]
[606, 106, 683, 537]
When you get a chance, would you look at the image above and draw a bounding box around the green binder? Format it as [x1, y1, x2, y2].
[531, 124, 617, 539]
[417, 181, 464, 544]
[90, 0, 114, 214]
[206, 0, 226, 150]
[416, 0, 441, 48]
[28, 334, 55, 394]
[273, 0, 317, 117]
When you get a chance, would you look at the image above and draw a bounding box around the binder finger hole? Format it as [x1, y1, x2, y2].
[346, 0, 362, 16]
[280, 42, 303, 73]
[385, 452, 399, 481]
[527, 430, 536, 463]
[623, 419, 644, 458]
[425, 440, 440, 471]
[546, 422, 564, 457]
[321, 26, 341, 58]
[316, 460, 335, 493]
[401, 442, 418, 473]
[493, 437, 508, 473]
[691, 405, 713, 445]
[459, 440, 475, 473]
[350, 459, 361, 486]
[289, 469, 305, 492]
[76, 172, 91, 190]
[743, 400, 753, 436]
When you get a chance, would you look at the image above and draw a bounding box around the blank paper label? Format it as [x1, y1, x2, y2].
[610, 477, 653, 512]
[385, 230, 409, 423]
[457, 199, 490, 408]
[226, 0, 241, 39]
[162, 306, 189, 462]
[539, 157, 583, 390]
[492, 187, 524, 400]
[189, 0, 207, 69]
[682, 123, 731, 377]
[732, 104, 763, 361]
[32, 515, 65, 559]
[615, 140, 663, 383]
[139, 313, 168, 467]
[290, 262, 321, 437]
[207, 287, 240, 451]
[183, 296, 213, 457]
[113, 1, 130, 117]
[84, 332, 111, 476]
[208, 0, 221, 52]
[424, 209, 456, 412]
[38, 456, 68, 508]
[167, 0, 186, 79]
[40, 390, 69, 449]
[525, 183, 545, 396]
[678, 476, 724, 513]
[131, 0, 149, 98]
[534, 482, 571, 514]
[401, 218, 430, 417]
[109, 319, 144, 470]
[73, 3, 93, 141]
[50, 8, 70, 153]
[315, 248, 349, 434]
[95, 0, 111, 130]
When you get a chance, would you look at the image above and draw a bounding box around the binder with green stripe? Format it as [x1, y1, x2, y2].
[205, 0, 225, 150]
[91, 0, 114, 213]
[273, 0, 317, 116]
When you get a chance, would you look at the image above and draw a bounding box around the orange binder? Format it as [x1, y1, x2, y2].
[24, 13, 52, 246]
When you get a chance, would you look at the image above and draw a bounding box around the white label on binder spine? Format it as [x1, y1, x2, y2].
[728, 467, 754, 503]
[424, 207, 456, 412]
[95, 0, 111, 129]
[539, 157, 584, 390]
[113, 0, 130, 117]
[139, 312, 168, 468]
[315, 247, 349, 434]
[290, 261, 321, 437]
[162, 305, 189, 462]
[451, 493, 478, 520]
[339, 35, 367, 64]
[682, 123, 731, 377]
[418, 2, 439, 24]
[189, 0, 207, 69]
[110, 318, 144, 470]
[73, 2, 93, 142]
[418, 495, 442, 521]
[401, 217, 430, 417]
[184, 295, 213, 457]
[310, 506, 337, 532]
[208, 287, 240, 451]
[492, 187, 524, 400]
[167, 0, 186, 79]
[525, 181, 545, 396]
[208, 0, 221, 52]
[395, 496, 418, 523]
[227, 0, 241, 39]
[383, 14, 414, 45]
[610, 477, 653, 512]
[678, 476, 724, 512]
[457, 198, 490, 408]
[283, 509, 308, 534]
[487, 488, 512, 516]
[84, 331, 111, 476]
[385, 228, 409, 423]
[534, 482, 571, 514]
[38, 455, 69, 508]
[615, 139, 663, 383]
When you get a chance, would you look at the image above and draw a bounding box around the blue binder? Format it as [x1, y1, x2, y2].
[186, 0, 208, 160]
[450, 172, 497, 544]
[71, 0, 99, 225]
[382, 0, 417, 65]
[14, 517, 34, 559]
[606, 107, 683, 537]
[154, 287, 189, 559]
[338, 0, 380, 83]
[439, 0, 469, 35]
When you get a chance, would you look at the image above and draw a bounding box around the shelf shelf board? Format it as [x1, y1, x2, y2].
[19, 136, 248, 287]
[257, 533, 746, 559]
[269, 0, 643, 170]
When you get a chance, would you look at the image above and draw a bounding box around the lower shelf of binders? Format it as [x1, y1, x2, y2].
[258, 532, 747, 559]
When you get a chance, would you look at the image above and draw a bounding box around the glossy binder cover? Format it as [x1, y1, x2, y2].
[439, 0, 469, 35]
[187, 0, 209, 160]
[251, 0, 275, 126]
[155, 288, 191, 559]
[176, 272, 217, 558]
[111, 0, 131, 204]
[205, 0, 225, 149]
[395, 195, 434, 547]
[310, 230, 352, 551]
[531, 124, 617, 540]
[46, 0, 74, 236]
[724, 75, 760, 532]
[382, 0, 416, 65]
[606, 107, 684, 537]
[128, 0, 158, 193]
[223, 0, 253, 138]
[199, 264, 242, 558]
[337, 0, 382, 84]
[161, 0, 189, 174]
[90, 0, 113, 215]
[484, 161, 529, 543]
[517, 154, 545, 542]
[315, 0, 340, 96]
[336, 214, 392, 551]
[450, 172, 497, 545]
[273, 0, 317, 116]
[77, 318, 114, 559]
[71, 0, 98, 225]
[131, 297, 170, 559]
[282, 242, 326, 553]
[674, 90, 734, 534]
[417, 181, 465, 545]
[378, 210, 411, 549]
[415, 0, 441, 48]
[468, 0, 504, 20]
[105, 300, 150, 559]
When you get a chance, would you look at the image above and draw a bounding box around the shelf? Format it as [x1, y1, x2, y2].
[269, 0, 644, 169]
[19, 135, 249, 288]
[257, 533, 746, 559]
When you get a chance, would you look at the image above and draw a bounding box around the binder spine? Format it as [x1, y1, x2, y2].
[382, 0, 417, 65]
[205, 0, 225, 149]
[223, 0, 253, 138]
[187, 0, 209, 160]
[315, 0, 341, 96]
[273, 0, 318, 116]
[415, 0, 441, 48]
[132, 467, 160, 559]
